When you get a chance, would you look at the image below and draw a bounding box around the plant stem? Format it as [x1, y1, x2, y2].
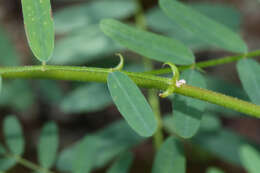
[6, 154, 55, 173]
[145, 49, 260, 75]
[148, 89, 164, 149]
[175, 85, 260, 118]
[0, 65, 260, 117]
[135, 0, 164, 149]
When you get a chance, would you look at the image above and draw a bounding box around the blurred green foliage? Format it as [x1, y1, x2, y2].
[0, 0, 260, 173]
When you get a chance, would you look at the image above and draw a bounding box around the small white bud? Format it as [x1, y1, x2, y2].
[176, 79, 186, 88]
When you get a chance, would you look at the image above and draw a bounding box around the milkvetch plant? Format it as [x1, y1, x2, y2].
[0, 0, 260, 172]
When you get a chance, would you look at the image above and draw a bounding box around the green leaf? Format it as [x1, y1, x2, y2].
[239, 145, 260, 173]
[159, 0, 247, 53]
[206, 167, 225, 173]
[54, 0, 136, 34]
[107, 152, 133, 173]
[37, 80, 63, 104]
[107, 71, 157, 137]
[60, 83, 112, 113]
[21, 0, 54, 62]
[3, 115, 25, 155]
[51, 25, 122, 65]
[0, 27, 20, 66]
[0, 158, 17, 171]
[200, 113, 221, 131]
[56, 120, 144, 172]
[172, 70, 207, 138]
[38, 122, 59, 169]
[147, 4, 241, 33]
[100, 19, 194, 65]
[192, 129, 259, 165]
[236, 59, 260, 105]
[191, 3, 241, 31]
[0, 144, 6, 155]
[146, 4, 241, 51]
[152, 136, 186, 173]
[72, 136, 99, 173]
[0, 80, 34, 111]
[164, 116, 260, 166]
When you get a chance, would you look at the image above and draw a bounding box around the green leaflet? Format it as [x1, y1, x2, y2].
[191, 3, 241, 31]
[159, 0, 248, 53]
[239, 145, 260, 173]
[38, 122, 59, 169]
[192, 129, 259, 165]
[72, 136, 99, 173]
[107, 152, 133, 173]
[0, 158, 17, 171]
[100, 19, 194, 65]
[51, 26, 121, 65]
[0, 27, 20, 66]
[3, 115, 25, 156]
[0, 144, 16, 171]
[0, 80, 34, 111]
[146, 3, 241, 51]
[165, 118, 260, 166]
[60, 83, 112, 114]
[152, 136, 186, 173]
[206, 167, 225, 173]
[237, 59, 260, 105]
[54, 0, 136, 34]
[0, 144, 5, 155]
[172, 70, 207, 138]
[21, 0, 54, 62]
[200, 113, 221, 132]
[56, 120, 144, 172]
[107, 71, 157, 137]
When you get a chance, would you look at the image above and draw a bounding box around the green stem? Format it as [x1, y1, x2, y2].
[6, 154, 54, 173]
[135, 0, 164, 149]
[148, 89, 164, 149]
[0, 65, 260, 118]
[175, 85, 260, 118]
[145, 49, 260, 75]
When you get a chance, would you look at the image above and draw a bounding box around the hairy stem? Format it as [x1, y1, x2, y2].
[0, 65, 260, 117]
[146, 49, 260, 75]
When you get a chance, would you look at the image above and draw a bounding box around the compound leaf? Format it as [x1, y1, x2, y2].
[21, 0, 54, 62]
[56, 120, 143, 172]
[159, 0, 247, 53]
[107, 71, 157, 137]
[100, 19, 194, 65]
